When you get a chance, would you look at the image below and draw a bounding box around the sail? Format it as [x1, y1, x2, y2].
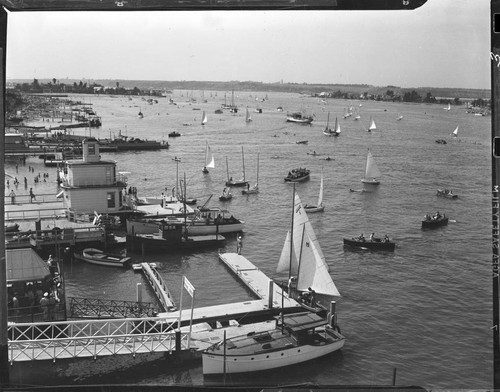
[276, 231, 298, 274]
[293, 193, 340, 297]
[368, 117, 376, 131]
[246, 108, 252, 122]
[365, 150, 381, 179]
[201, 111, 208, 125]
[334, 117, 341, 133]
[296, 231, 340, 297]
[452, 125, 459, 136]
[317, 175, 324, 207]
[205, 143, 215, 169]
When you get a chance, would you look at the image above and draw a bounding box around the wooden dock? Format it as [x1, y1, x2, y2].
[157, 253, 302, 324]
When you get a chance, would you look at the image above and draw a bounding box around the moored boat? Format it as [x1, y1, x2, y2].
[343, 236, 395, 251]
[284, 168, 310, 182]
[202, 312, 345, 375]
[286, 111, 314, 124]
[74, 248, 131, 268]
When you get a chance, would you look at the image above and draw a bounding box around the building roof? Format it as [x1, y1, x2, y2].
[6, 248, 51, 283]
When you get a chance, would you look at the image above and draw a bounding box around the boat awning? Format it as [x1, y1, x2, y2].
[6, 248, 51, 283]
[277, 312, 327, 332]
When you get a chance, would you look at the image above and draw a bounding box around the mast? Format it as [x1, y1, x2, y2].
[295, 224, 307, 291]
[183, 172, 187, 239]
[226, 157, 230, 182]
[241, 146, 246, 182]
[288, 183, 295, 283]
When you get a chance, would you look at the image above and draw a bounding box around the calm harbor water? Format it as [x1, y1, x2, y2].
[8, 91, 492, 389]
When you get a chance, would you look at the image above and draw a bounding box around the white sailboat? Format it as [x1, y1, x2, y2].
[451, 125, 459, 137]
[303, 174, 325, 213]
[367, 116, 376, 132]
[242, 153, 259, 194]
[277, 190, 340, 298]
[397, 113, 403, 121]
[202, 142, 215, 174]
[245, 107, 252, 123]
[444, 103, 451, 111]
[201, 111, 208, 125]
[361, 149, 381, 185]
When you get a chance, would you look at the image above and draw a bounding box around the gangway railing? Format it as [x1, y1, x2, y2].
[69, 297, 159, 319]
[8, 316, 188, 362]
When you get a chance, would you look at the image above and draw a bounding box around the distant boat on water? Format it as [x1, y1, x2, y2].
[361, 149, 381, 185]
[451, 125, 459, 137]
[202, 141, 215, 174]
[367, 116, 376, 132]
[201, 111, 208, 125]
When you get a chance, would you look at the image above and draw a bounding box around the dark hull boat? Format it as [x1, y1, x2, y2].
[422, 215, 449, 228]
[284, 168, 310, 182]
[343, 237, 395, 251]
[437, 189, 458, 199]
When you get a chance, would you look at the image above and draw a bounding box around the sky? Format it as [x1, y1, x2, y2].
[5, 0, 490, 89]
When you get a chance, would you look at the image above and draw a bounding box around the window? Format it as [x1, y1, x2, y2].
[107, 192, 115, 208]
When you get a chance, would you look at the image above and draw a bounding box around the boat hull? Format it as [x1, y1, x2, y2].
[284, 173, 310, 183]
[74, 248, 131, 268]
[202, 328, 344, 375]
[225, 180, 248, 187]
[361, 179, 380, 185]
[128, 234, 226, 252]
[343, 238, 395, 251]
[127, 219, 244, 236]
[303, 204, 324, 213]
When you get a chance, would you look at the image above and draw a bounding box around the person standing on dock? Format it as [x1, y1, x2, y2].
[29, 187, 36, 203]
[9, 190, 15, 204]
[236, 235, 243, 255]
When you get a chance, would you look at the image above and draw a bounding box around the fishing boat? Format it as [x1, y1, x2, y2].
[422, 213, 449, 228]
[343, 235, 395, 251]
[202, 142, 215, 174]
[201, 111, 208, 125]
[286, 111, 314, 124]
[74, 248, 132, 268]
[284, 168, 310, 182]
[303, 174, 324, 213]
[245, 107, 252, 123]
[451, 125, 459, 137]
[361, 149, 381, 185]
[225, 147, 248, 187]
[367, 116, 376, 132]
[437, 189, 458, 199]
[219, 187, 233, 201]
[127, 207, 244, 236]
[202, 311, 345, 375]
[242, 153, 259, 195]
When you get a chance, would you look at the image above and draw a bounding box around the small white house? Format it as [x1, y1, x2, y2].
[59, 138, 127, 215]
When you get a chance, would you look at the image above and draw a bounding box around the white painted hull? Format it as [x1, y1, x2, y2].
[127, 219, 244, 236]
[304, 205, 325, 213]
[361, 179, 380, 185]
[202, 333, 344, 375]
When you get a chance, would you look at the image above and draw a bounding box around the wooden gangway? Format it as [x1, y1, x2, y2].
[136, 262, 176, 312]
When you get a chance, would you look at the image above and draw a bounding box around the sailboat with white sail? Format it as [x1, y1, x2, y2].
[201, 111, 208, 125]
[245, 107, 252, 123]
[397, 113, 403, 121]
[277, 188, 340, 308]
[451, 125, 459, 137]
[367, 116, 376, 132]
[202, 142, 215, 174]
[361, 149, 381, 185]
[303, 173, 325, 213]
[225, 147, 248, 187]
[444, 103, 451, 111]
[242, 153, 259, 194]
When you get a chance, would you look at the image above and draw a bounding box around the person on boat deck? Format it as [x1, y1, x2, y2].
[370, 233, 375, 241]
[434, 211, 441, 219]
[288, 276, 296, 297]
[307, 287, 316, 306]
[236, 235, 242, 255]
[383, 234, 390, 242]
[359, 233, 365, 241]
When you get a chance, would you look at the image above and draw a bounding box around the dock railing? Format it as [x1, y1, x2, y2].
[8, 316, 187, 362]
[69, 297, 158, 319]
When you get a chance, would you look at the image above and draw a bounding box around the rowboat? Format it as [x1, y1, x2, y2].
[343, 237, 395, 251]
[422, 214, 449, 228]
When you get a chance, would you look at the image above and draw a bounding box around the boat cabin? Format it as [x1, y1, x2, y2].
[275, 312, 329, 343]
